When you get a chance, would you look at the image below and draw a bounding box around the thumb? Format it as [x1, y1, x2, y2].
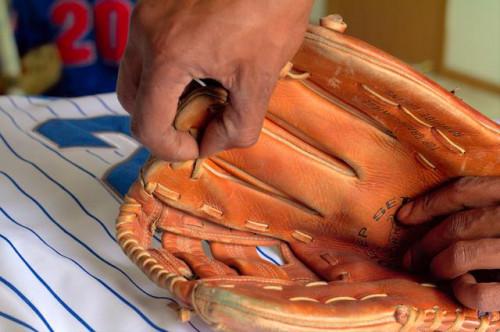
[199, 77, 276, 157]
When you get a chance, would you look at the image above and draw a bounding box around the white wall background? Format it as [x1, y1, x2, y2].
[310, 0, 327, 23]
[444, 0, 500, 85]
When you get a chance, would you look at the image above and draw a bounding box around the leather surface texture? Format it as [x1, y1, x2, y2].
[117, 21, 500, 332]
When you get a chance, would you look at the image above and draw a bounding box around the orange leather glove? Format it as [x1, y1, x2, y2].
[117, 16, 500, 331]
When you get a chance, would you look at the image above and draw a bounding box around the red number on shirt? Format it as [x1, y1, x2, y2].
[50, 0, 96, 66]
[94, 0, 132, 63]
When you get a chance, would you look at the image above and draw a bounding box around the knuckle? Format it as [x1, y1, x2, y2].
[149, 33, 168, 55]
[452, 176, 481, 196]
[130, 1, 162, 45]
[472, 208, 495, 228]
[449, 241, 474, 269]
[230, 130, 260, 148]
[220, 115, 261, 148]
[447, 213, 474, 238]
[419, 193, 436, 212]
[454, 176, 477, 188]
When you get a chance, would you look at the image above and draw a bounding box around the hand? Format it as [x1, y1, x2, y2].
[117, 0, 313, 161]
[397, 176, 500, 312]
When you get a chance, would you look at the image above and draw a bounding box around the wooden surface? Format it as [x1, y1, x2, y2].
[327, 0, 446, 67]
[324, 0, 499, 118]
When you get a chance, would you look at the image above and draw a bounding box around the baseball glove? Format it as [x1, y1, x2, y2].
[117, 15, 500, 331]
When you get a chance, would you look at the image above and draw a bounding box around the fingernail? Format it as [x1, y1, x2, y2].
[397, 201, 414, 222]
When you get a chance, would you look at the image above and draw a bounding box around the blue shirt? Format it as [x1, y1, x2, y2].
[13, 0, 135, 96]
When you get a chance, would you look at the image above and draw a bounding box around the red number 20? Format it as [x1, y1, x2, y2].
[94, 0, 131, 63]
[50, 0, 132, 66]
[51, 0, 95, 66]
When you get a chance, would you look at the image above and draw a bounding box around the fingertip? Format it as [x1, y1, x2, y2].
[159, 130, 200, 161]
[451, 273, 494, 311]
[452, 273, 476, 307]
[397, 200, 432, 225]
[198, 106, 262, 157]
[454, 273, 476, 287]
[135, 124, 199, 161]
[397, 201, 414, 223]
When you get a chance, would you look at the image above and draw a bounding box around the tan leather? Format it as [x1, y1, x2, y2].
[0, 44, 61, 95]
[117, 19, 500, 332]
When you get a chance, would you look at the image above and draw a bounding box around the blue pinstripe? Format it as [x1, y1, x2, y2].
[6, 96, 38, 122]
[256, 247, 281, 266]
[0, 277, 53, 332]
[65, 99, 88, 116]
[0, 97, 202, 331]
[0, 125, 116, 241]
[0, 105, 121, 205]
[85, 149, 111, 164]
[0, 207, 175, 332]
[0, 171, 173, 304]
[0, 106, 174, 302]
[94, 95, 120, 115]
[0, 311, 39, 332]
[0, 235, 94, 331]
[26, 96, 58, 117]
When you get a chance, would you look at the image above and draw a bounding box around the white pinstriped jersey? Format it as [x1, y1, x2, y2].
[0, 93, 288, 331]
[0, 94, 212, 332]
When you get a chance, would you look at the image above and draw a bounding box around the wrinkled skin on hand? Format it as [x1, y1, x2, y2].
[117, 0, 313, 161]
[398, 176, 500, 312]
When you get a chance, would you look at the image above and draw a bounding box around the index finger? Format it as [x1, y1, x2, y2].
[397, 176, 500, 225]
[132, 64, 198, 161]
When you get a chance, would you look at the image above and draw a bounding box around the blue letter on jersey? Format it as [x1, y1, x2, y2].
[37, 116, 149, 196]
